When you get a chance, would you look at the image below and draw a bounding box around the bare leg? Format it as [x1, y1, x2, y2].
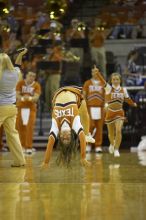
[107, 123, 115, 146]
[114, 120, 124, 150]
[79, 100, 95, 144]
[79, 100, 90, 135]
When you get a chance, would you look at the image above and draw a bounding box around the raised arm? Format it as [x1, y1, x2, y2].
[15, 48, 28, 66]
[72, 116, 91, 167]
[41, 119, 59, 168]
[125, 97, 137, 107]
[78, 130, 91, 167]
[93, 65, 107, 86]
[124, 88, 137, 107]
[43, 134, 56, 165]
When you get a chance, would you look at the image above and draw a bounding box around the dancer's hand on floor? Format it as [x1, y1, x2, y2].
[81, 159, 91, 167]
[40, 162, 49, 169]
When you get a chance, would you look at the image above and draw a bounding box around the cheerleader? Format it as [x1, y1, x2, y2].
[83, 66, 105, 153]
[41, 86, 95, 168]
[93, 66, 137, 157]
[16, 71, 41, 154]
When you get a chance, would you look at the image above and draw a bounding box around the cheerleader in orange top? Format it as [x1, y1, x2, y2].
[83, 66, 105, 153]
[41, 86, 95, 168]
[93, 66, 137, 157]
[16, 71, 41, 154]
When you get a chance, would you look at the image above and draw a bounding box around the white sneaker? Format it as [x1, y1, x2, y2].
[109, 35, 115, 39]
[22, 148, 26, 153]
[114, 149, 120, 157]
[86, 145, 92, 153]
[109, 144, 114, 154]
[85, 133, 95, 143]
[25, 149, 33, 155]
[95, 147, 103, 153]
[0, 147, 8, 152]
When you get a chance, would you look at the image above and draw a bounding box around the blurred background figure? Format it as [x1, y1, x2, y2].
[44, 44, 63, 111]
[109, 11, 138, 39]
[89, 22, 107, 78]
[135, 81, 146, 102]
[124, 50, 143, 86]
[61, 47, 81, 86]
[66, 18, 85, 65]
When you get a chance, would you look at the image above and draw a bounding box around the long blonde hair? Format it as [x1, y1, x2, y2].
[0, 53, 15, 79]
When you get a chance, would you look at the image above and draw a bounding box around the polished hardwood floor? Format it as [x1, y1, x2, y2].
[0, 150, 146, 220]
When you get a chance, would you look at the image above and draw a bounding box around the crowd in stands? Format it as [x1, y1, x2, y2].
[0, 0, 146, 108]
[99, 0, 146, 39]
[0, 0, 146, 155]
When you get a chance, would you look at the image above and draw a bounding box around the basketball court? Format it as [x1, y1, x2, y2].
[0, 150, 146, 220]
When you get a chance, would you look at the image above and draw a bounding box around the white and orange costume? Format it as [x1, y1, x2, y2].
[44, 86, 88, 164]
[51, 102, 84, 144]
[83, 78, 105, 148]
[95, 71, 135, 123]
[16, 80, 41, 149]
[105, 84, 135, 124]
[93, 68, 136, 156]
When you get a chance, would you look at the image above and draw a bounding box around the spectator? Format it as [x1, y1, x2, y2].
[24, 7, 36, 29]
[1, 19, 11, 52]
[66, 18, 85, 65]
[0, 49, 27, 167]
[109, 11, 137, 39]
[35, 12, 48, 31]
[59, 47, 81, 86]
[13, 3, 26, 22]
[8, 32, 22, 54]
[7, 9, 19, 34]
[124, 50, 143, 86]
[135, 81, 146, 102]
[44, 45, 64, 110]
[23, 26, 37, 47]
[137, 11, 146, 38]
[89, 23, 107, 78]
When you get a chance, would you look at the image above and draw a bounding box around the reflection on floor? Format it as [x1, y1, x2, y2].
[0, 150, 146, 220]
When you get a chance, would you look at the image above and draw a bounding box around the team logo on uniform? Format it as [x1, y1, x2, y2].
[22, 86, 34, 95]
[54, 107, 74, 118]
[89, 85, 102, 92]
[111, 92, 124, 100]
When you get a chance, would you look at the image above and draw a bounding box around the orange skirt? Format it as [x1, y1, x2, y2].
[105, 108, 125, 124]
